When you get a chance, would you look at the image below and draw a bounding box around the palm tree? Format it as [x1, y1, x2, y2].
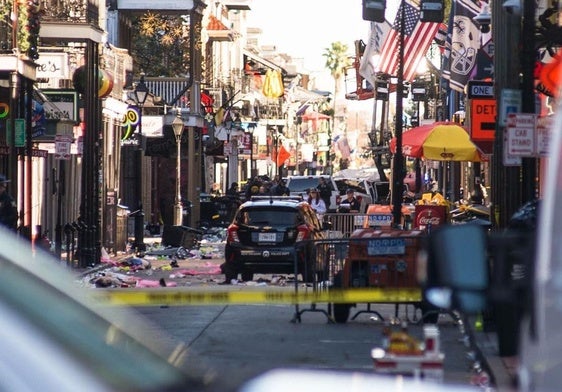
[323, 41, 352, 107]
[323, 42, 352, 173]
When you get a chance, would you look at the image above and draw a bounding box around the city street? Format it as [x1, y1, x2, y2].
[88, 247, 492, 392]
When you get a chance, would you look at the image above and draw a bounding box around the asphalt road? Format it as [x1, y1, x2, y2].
[89, 250, 487, 392]
[132, 302, 482, 391]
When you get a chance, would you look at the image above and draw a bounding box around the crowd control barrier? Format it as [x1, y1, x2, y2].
[322, 213, 368, 237]
[292, 228, 425, 323]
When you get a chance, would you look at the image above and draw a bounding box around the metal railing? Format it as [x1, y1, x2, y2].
[323, 213, 368, 238]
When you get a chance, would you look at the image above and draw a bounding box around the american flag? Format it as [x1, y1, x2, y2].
[377, 0, 440, 82]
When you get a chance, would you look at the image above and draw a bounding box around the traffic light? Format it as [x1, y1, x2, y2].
[362, 0, 386, 23]
[420, 0, 444, 23]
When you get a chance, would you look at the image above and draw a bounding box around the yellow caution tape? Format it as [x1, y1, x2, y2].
[93, 288, 422, 306]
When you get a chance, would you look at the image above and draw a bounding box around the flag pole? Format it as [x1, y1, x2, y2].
[392, 1, 406, 228]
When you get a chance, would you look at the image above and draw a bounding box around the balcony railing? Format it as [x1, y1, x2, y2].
[41, 0, 100, 25]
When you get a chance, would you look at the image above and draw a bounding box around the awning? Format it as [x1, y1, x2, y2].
[243, 49, 284, 74]
[207, 15, 234, 42]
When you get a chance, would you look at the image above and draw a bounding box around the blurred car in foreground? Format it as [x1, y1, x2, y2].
[0, 226, 213, 391]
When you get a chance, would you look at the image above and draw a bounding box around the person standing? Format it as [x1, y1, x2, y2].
[226, 182, 239, 197]
[338, 188, 360, 213]
[317, 177, 332, 210]
[271, 178, 290, 196]
[307, 188, 326, 221]
[0, 175, 17, 231]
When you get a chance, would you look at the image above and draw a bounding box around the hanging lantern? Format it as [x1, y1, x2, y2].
[72, 66, 114, 98]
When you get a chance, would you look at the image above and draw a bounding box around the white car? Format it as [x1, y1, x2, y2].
[285, 175, 339, 211]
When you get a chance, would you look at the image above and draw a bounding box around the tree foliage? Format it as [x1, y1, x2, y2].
[323, 41, 352, 85]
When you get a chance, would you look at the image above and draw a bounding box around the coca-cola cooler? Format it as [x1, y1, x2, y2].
[414, 205, 448, 230]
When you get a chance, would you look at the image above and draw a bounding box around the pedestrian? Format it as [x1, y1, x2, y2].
[245, 176, 261, 200]
[0, 175, 17, 231]
[338, 188, 360, 213]
[317, 177, 332, 209]
[226, 182, 239, 197]
[271, 178, 290, 196]
[307, 188, 326, 221]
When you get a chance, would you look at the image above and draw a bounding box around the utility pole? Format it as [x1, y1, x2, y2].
[392, 4, 405, 228]
[520, 0, 537, 202]
[491, 2, 523, 228]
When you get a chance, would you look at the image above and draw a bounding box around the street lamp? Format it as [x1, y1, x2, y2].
[248, 123, 257, 178]
[133, 73, 149, 253]
[172, 112, 184, 226]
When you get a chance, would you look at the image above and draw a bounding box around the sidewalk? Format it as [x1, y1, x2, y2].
[469, 316, 519, 391]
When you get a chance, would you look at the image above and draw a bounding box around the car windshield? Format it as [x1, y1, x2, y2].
[239, 208, 300, 227]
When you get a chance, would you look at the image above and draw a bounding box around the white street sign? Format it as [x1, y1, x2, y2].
[537, 115, 553, 156]
[506, 113, 536, 157]
[503, 128, 522, 166]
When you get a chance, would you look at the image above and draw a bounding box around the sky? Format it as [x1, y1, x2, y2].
[245, 1, 402, 91]
[246, 0, 371, 87]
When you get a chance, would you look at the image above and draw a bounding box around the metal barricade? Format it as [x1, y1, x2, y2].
[292, 236, 350, 323]
[292, 229, 425, 324]
[323, 213, 368, 237]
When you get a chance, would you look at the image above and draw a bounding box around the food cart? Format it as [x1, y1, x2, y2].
[330, 228, 425, 323]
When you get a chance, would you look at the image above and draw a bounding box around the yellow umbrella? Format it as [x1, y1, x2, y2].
[390, 121, 487, 162]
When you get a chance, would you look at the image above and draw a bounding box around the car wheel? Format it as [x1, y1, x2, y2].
[241, 271, 254, 282]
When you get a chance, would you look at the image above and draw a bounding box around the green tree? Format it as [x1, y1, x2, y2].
[322, 41, 352, 105]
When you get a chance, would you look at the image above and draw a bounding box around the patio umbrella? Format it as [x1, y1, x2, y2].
[389, 121, 487, 162]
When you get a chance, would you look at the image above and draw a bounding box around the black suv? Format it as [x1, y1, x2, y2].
[222, 196, 325, 282]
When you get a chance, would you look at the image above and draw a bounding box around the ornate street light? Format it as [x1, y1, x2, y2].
[132, 73, 149, 253]
[172, 111, 185, 226]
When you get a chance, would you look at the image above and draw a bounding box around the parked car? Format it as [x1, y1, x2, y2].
[223, 196, 326, 282]
[285, 175, 339, 211]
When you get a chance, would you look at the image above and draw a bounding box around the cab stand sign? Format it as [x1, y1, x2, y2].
[505, 113, 551, 160]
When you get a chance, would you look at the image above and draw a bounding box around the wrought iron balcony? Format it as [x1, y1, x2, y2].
[41, 0, 100, 25]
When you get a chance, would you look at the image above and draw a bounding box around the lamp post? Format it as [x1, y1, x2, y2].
[172, 112, 184, 226]
[248, 123, 256, 178]
[133, 73, 149, 253]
